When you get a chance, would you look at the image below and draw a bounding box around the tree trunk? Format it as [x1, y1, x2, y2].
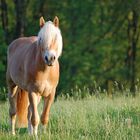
[0, 0, 9, 43]
[33, 0, 45, 19]
[14, 0, 27, 38]
[126, 10, 139, 96]
[130, 10, 139, 96]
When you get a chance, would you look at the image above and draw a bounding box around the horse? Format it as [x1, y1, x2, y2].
[6, 16, 63, 135]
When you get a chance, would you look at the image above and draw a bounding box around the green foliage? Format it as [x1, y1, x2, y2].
[1, 0, 140, 95]
[0, 26, 7, 87]
[0, 87, 7, 101]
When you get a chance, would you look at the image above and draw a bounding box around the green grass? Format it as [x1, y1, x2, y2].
[0, 95, 140, 140]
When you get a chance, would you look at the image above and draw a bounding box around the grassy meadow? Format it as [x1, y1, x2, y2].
[0, 94, 140, 140]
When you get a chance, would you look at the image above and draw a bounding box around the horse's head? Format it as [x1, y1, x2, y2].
[38, 16, 63, 66]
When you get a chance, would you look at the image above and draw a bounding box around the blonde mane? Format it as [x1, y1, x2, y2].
[38, 21, 63, 58]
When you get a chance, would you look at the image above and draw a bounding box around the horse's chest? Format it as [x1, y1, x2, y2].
[30, 81, 53, 97]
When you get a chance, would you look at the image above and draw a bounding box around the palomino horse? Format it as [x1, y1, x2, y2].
[6, 16, 63, 135]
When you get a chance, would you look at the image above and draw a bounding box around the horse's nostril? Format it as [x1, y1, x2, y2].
[45, 56, 48, 62]
[51, 56, 55, 61]
[53, 56, 56, 60]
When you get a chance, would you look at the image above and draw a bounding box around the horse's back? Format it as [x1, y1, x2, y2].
[8, 36, 37, 58]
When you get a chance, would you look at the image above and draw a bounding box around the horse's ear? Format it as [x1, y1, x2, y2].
[53, 16, 59, 27]
[40, 16, 45, 28]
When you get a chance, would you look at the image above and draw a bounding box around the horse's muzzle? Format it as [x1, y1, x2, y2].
[45, 55, 55, 66]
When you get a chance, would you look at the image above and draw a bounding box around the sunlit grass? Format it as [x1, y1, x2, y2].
[0, 95, 140, 139]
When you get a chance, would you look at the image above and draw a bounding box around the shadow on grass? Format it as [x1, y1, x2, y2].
[0, 123, 28, 135]
[16, 127, 28, 135]
[0, 123, 9, 132]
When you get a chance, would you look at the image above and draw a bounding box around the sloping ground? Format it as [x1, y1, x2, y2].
[0, 95, 140, 140]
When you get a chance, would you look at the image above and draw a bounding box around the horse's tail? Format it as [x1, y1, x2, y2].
[16, 88, 29, 128]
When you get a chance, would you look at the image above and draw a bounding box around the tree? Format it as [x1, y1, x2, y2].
[126, 10, 140, 95]
[14, 0, 28, 38]
[0, 0, 8, 43]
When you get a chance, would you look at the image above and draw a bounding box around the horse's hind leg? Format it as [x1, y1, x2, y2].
[8, 85, 18, 135]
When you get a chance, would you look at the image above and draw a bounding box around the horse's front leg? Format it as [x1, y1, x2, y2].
[41, 91, 55, 133]
[28, 92, 40, 135]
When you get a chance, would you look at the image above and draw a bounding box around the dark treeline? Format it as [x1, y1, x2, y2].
[0, 0, 140, 96]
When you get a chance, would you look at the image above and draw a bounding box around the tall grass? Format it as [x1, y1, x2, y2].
[0, 94, 140, 139]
